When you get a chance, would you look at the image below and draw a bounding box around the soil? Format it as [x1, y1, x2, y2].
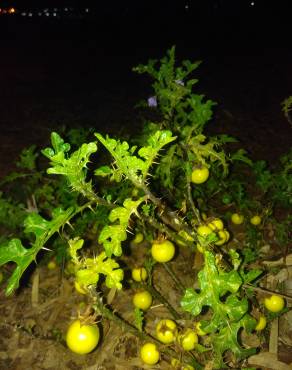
[0, 14, 291, 370]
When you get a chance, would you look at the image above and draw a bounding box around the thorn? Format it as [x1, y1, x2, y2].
[41, 246, 52, 251]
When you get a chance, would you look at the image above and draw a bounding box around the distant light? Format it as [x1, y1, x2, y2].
[53, 12, 57, 16]
[45, 12, 49, 16]
[185, 4, 189, 10]
[38, 12, 42, 16]
[64, 7, 68, 11]
[85, 8, 89, 13]
[21, 12, 26, 16]
[250, 1, 255, 5]
[28, 12, 33, 17]
[9, 7, 15, 14]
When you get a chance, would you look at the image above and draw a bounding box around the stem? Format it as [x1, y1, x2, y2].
[186, 178, 201, 224]
[162, 263, 186, 294]
[91, 290, 202, 368]
[243, 284, 292, 302]
[136, 282, 182, 320]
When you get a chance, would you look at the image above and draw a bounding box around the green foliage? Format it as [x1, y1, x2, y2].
[42, 132, 98, 197]
[0, 207, 74, 295]
[181, 251, 257, 368]
[69, 238, 124, 290]
[134, 307, 144, 332]
[98, 197, 145, 257]
[95, 130, 176, 184]
[0, 47, 289, 369]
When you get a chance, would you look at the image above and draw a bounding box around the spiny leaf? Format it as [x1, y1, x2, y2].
[0, 207, 74, 295]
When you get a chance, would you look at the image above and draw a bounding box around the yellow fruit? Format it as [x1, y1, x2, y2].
[132, 267, 147, 282]
[208, 218, 224, 231]
[214, 229, 230, 246]
[255, 316, 267, 331]
[156, 319, 177, 344]
[133, 291, 152, 310]
[133, 233, 144, 244]
[250, 215, 261, 226]
[47, 260, 57, 270]
[197, 225, 212, 238]
[231, 213, 244, 225]
[140, 342, 160, 365]
[264, 295, 285, 313]
[178, 329, 198, 351]
[191, 166, 209, 184]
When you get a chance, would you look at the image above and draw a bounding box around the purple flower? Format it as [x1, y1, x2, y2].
[147, 96, 157, 107]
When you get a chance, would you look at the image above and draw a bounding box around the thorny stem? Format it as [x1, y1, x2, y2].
[91, 289, 201, 368]
[162, 263, 186, 294]
[134, 282, 182, 320]
[186, 177, 201, 224]
[243, 284, 292, 302]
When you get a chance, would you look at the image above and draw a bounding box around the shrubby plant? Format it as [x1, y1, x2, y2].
[0, 47, 290, 369]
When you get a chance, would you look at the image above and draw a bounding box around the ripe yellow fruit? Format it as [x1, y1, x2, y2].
[133, 233, 144, 244]
[214, 229, 230, 246]
[197, 225, 212, 238]
[140, 342, 160, 365]
[231, 213, 244, 225]
[250, 215, 261, 226]
[133, 290, 152, 310]
[208, 218, 224, 231]
[156, 319, 177, 344]
[178, 329, 198, 351]
[132, 267, 147, 282]
[255, 316, 267, 331]
[264, 295, 285, 313]
[191, 166, 209, 184]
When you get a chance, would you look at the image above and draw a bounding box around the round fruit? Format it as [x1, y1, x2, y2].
[47, 260, 57, 270]
[250, 215, 261, 226]
[264, 295, 285, 313]
[132, 267, 147, 282]
[191, 166, 209, 184]
[255, 316, 267, 331]
[178, 329, 198, 351]
[74, 281, 87, 295]
[231, 213, 244, 225]
[151, 240, 175, 263]
[214, 229, 230, 246]
[156, 319, 177, 344]
[133, 291, 152, 311]
[197, 225, 213, 238]
[208, 218, 224, 231]
[194, 321, 206, 336]
[133, 233, 144, 244]
[140, 342, 160, 365]
[66, 319, 100, 354]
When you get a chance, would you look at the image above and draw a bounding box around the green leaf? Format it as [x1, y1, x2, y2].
[0, 207, 74, 295]
[181, 250, 257, 368]
[42, 132, 97, 196]
[134, 307, 144, 332]
[99, 197, 145, 257]
[95, 130, 176, 184]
